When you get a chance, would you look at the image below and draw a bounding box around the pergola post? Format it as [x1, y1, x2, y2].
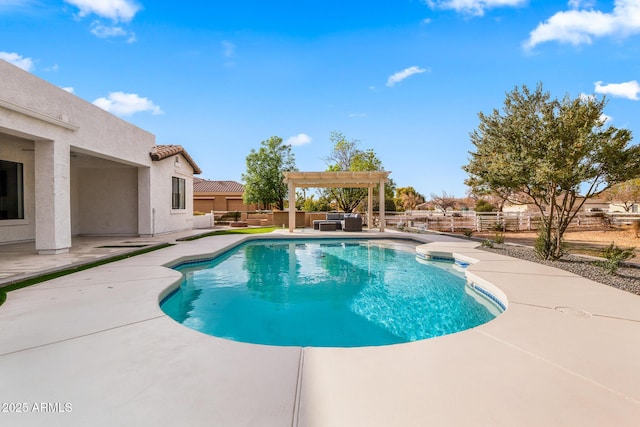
[288, 180, 296, 232]
[379, 178, 385, 232]
[367, 185, 373, 230]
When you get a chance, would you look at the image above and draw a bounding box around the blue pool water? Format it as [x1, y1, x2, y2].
[160, 239, 502, 347]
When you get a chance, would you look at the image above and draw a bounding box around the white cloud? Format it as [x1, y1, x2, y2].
[348, 113, 367, 118]
[286, 133, 312, 146]
[91, 21, 125, 36]
[568, 0, 595, 8]
[66, 0, 140, 41]
[64, 0, 141, 22]
[92, 92, 163, 116]
[62, 87, 75, 93]
[579, 92, 596, 102]
[90, 21, 135, 41]
[386, 66, 429, 87]
[0, 51, 34, 71]
[594, 80, 640, 100]
[426, 0, 526, 17]
[524, 0, 640, 49]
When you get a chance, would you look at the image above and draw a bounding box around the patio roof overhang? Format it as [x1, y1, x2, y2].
[283, 171, 390, 188]
[282, 171, 391, 232]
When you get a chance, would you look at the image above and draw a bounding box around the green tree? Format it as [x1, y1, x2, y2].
[374, 180, 397, 212]
[301, 194, 332, 212]
[464, 83, 640, 259]
[323, 131, 389, 212]
[603, 178, 640, 212]
[474, 199, 496, 212]
[394, 187, 425, 211]
[242, 136, 297, 210]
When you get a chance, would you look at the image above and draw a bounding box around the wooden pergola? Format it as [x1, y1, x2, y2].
[282, 171, 391, 232]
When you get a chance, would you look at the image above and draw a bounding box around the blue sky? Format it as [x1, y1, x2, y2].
[2, 1, 640, 199]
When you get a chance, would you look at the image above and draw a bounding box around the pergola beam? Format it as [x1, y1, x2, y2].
[283, 171, 391, 232]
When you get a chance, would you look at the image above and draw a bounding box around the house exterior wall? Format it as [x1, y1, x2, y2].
[0, 60, 197, 251]
[77, 167, 138, 235]
[226, 198, 245, 211]
[194, 194, 258, 212]
[608, 203, 639, 213]
[150, 152, 195, 234]
[0, 61, 155, 167]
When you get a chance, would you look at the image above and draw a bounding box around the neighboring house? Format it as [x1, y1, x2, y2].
[193, 178, 258, 212]
[502, 197, 611, 214]
[0, 60, 201, 254]
[608, 203, 639, 213]
[580, 198, 610, 212]
[501, 201, 531, 213]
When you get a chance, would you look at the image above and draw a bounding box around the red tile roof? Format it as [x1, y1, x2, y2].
[193, 178, 245, 193]
[150, 144, 202, 174]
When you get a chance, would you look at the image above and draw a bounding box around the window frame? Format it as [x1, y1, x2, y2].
[172, 176, 186, 210]
[0, 160, 24, 220]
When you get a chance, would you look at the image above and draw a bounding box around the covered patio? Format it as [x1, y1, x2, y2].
[283, 171, 391, 233]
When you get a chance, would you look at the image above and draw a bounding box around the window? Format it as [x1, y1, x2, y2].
[0, 160, 24, 220]
[172, 176, 185, 209]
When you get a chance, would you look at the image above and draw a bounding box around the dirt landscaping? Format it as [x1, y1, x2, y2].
[474, 226, 640, 263]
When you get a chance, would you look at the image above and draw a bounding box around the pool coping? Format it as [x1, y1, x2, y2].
[1, 229, 640, 426]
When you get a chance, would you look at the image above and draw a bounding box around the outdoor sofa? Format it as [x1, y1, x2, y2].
[313, 213, 363, 232]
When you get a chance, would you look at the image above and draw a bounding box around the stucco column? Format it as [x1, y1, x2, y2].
[35, 139, 71, 254]
[138, 166, 153, 236]
[288, 180, 296, 232]
[379, 178, 385, 232]
[368, 185, 373, 230]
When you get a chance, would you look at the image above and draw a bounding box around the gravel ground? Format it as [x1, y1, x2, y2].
[481, 244, 640, 296]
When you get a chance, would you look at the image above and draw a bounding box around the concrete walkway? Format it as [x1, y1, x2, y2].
[1, 229, 639, 426]
[0, 229, 210, 286]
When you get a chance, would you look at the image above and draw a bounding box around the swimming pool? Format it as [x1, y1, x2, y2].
[160, 239, 503, 347]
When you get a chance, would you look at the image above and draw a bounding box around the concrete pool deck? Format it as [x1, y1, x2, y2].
[1, 229, 640, 426]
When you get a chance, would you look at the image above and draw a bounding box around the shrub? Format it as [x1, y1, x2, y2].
[599, 242, 635, 274]
[534, 225, 565, 260]
[220, 211, 242, 221]
[475, 199, 495, 212]
[494, 232, 505, 244]
[492, 221, 505, 232]
[462, 228, 474, 238]
[481, 239, 494, 248]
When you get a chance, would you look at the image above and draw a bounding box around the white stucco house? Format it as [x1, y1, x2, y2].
[0, 60, 201, 254]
